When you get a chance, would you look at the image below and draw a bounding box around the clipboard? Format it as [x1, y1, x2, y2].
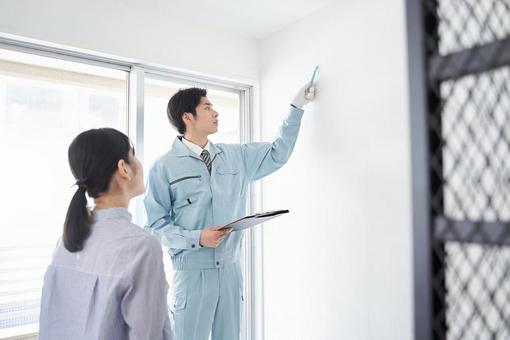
[220, 210, 289, 231]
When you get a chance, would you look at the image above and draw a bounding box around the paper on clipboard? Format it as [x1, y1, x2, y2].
[221, 210, 289, 231]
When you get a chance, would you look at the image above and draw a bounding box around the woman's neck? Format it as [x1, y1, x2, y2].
[94, 193, 129, 210]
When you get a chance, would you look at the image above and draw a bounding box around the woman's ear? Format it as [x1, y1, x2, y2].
[117, 159, 131, 180]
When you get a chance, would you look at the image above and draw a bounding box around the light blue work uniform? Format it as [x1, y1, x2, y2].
[144, 105, 304, 340]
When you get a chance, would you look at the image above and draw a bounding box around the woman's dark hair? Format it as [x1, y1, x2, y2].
[167, 87, 207, 134]
[63, 128, 132, 252]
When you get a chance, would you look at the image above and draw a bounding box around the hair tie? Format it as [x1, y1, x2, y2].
[75, 178, 88, 188]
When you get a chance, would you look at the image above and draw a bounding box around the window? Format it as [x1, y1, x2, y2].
[0, 43, 253, 339]
[0, 48, 128, 338]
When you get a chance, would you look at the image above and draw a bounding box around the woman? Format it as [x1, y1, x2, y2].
[39, 128, 172, 340]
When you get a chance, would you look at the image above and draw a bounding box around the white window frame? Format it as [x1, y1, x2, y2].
[0, 32, 264, 340]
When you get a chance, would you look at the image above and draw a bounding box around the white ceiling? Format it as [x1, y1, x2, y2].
[120, 0, 334, 39]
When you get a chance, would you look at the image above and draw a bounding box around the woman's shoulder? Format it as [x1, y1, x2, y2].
[114, 222, 161, 255]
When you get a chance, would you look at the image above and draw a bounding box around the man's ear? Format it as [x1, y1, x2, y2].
[182, 112, 194, 124]
[117, 159, 131, 180]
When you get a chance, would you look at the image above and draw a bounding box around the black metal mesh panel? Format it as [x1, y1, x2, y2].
[430, 60, 510, 340]
[445, 243, 510, 339]
[421, 0, 510, 338]
[439, 67, 510, 221]
[436, 0, 510, 55]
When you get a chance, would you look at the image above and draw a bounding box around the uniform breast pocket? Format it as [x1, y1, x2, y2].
[169, 174, 203, 212]
[217, 166, 240, 177]
[216, 166, 243, 197]
[169, 175, 202, 187]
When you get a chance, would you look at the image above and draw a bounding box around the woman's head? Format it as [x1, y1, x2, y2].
[63, 128, 144, 252]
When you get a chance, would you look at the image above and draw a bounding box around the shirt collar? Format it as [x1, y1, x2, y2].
[171, 136, 221, 159]
[92, 207, 132, 223]
[180, 137, 210, 156]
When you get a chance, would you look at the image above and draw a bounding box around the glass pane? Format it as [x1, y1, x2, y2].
[0, 49, 127, 337]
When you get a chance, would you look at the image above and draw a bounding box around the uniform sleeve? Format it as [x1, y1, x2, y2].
[144, 162, 201, 253]
[120, 236, 173, 340]
[241, 105, 304, 182]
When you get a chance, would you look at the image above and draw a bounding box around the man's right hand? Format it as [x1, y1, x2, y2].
[291, 81, 317, 108]
[199, 227, 232, 248]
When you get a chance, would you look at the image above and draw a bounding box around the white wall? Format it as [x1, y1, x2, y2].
[259, 1, 412, 339]
[0, 0, 259, 82]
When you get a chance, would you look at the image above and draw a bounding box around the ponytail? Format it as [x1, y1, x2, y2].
[62, 186, 91, 252]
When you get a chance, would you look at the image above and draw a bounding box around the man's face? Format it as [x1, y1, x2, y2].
[185, 96, 219, 136]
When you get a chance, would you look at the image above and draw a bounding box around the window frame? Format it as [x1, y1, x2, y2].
[0, 33, 261, 340]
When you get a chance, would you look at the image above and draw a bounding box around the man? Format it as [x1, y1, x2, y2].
[144, 82, 316, 340]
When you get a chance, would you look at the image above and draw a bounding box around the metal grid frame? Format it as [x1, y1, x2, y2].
[407, 0, 510, 339]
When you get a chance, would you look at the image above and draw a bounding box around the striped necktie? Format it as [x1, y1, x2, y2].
[200, 149, 212, 175]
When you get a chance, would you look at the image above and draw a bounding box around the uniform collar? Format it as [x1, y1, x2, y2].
[181, 137, 210, 156]
[172, 136, 222, 159]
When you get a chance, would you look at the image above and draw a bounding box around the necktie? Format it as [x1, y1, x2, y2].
[200, 149, 212, 175]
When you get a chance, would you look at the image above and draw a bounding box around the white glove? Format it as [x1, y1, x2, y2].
[291, 82, 317, 108]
